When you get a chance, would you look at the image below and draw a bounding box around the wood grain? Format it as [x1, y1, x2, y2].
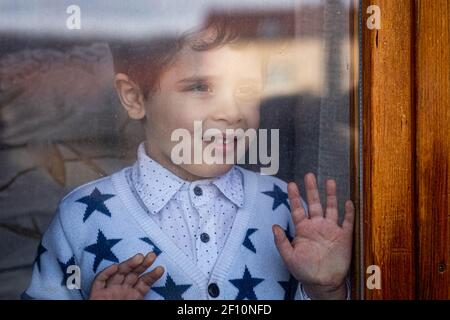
[415, 0, 450, 300]
[362, 0, 416, 299]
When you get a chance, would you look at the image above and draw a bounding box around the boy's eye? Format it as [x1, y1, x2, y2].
[235, 85, 262, 100]
[186, 83, 212, 93]
[237, 86, 258, 95]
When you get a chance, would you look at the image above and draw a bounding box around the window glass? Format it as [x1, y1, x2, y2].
[0, 0, 358, 299]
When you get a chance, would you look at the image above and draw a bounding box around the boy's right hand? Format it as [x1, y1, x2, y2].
[89, 252, 164, 300]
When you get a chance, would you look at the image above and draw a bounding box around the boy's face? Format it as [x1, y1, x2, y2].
[139, 42, 263, 181]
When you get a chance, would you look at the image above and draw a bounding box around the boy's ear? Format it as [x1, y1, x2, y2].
[114, 73, 146, 120]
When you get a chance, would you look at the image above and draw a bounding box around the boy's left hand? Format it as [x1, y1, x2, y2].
[273, 173, 355, 300]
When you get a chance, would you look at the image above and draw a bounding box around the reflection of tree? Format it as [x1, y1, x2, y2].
[0, 43, 140, 299]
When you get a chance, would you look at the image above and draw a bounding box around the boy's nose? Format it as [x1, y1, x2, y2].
[212, 94, 243, 125]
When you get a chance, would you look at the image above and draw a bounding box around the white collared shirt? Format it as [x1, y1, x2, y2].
[127, 142, 244, 277]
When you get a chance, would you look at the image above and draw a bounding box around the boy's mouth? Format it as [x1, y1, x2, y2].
[202, 132, 243, 154]
[202, 131, 244, 143]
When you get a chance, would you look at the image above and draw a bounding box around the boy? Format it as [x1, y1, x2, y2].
[23, 18, 354, 300]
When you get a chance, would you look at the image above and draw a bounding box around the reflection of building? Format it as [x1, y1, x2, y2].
[203, 6, 351, 97]
[204, 10, 297, 39]
[204, 6, 326, 39]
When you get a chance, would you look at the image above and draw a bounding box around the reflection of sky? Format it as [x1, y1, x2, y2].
[0, 0, 347, 39]
[0, 0, 291, 39]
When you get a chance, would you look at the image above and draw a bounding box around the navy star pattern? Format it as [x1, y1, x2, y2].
[20, 292, 34, 300]
[140, 237, 162, 256]
[57, 256, 76, 286]
[76, 187, 115, 222]
[262, 184, 290, 211]
[34, 242, 47, 272]
[229, 265, 264, 300]
[152, 274, 191, 300]
[242, 228, 258, 253]
[84, 230, 121, 272]
[278, 275, 299, 300]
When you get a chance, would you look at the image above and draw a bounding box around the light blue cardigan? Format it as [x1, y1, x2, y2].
[23, 165, 310, 300]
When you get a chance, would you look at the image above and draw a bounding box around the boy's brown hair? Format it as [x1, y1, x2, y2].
[109, 14, 255, 101]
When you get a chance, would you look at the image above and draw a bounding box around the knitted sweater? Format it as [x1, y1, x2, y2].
[24, 165, 309, 300]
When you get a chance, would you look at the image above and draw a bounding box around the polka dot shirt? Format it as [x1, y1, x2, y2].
[128, 142, 244, 277]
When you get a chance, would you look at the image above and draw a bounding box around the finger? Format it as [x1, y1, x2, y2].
[325, 179, 339, 223]
[123, 272, 139, 287]
[91, 264, 118, 291]
[291, 206, 307, 237]
[272, 224, 293, 266]
[342, 200, 355, 230]
[140, 266, 165, 287]
[131, 252, 157, 276]
[106, 254, 144, 286]
[287, 182, 302, 212]
[106, 273, 125, 286]
[134, 266, 165, 296]
[304, 173, 324, 218]
[288, 182, 308, 226]
[117, 253, 145, 275]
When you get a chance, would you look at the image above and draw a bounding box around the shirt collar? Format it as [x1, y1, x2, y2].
[211, 167, 244, 208]
[131, 142, 244, 215]
[131, 142, 185, 215]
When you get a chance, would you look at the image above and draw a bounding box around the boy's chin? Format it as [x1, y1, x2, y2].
[182, 163, 234, 180]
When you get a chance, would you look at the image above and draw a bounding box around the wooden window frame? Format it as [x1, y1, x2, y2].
[357, 0, 449, 299]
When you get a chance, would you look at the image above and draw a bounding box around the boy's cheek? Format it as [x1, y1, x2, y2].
[246, 109, 261, 129]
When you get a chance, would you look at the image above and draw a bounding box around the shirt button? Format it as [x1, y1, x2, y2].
[208, 283, 220, 298]
[193, 186, 203, 196]
[200, 232, 210, 243]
